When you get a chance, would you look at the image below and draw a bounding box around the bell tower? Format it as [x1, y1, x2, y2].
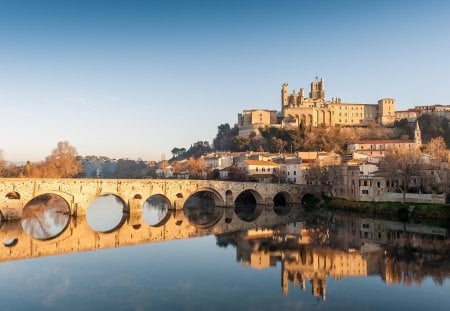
[414, 121, 422, 146]
[281, 83, 289, 112]
[310, 78, 325, 99]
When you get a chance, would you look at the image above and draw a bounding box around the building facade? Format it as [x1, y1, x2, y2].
[281, 78, 396, 127]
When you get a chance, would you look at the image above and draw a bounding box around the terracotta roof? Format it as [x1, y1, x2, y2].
[243, 160, 279, 167]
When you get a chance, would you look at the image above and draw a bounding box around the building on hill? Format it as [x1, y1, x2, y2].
[236, 78, 398, 136]
[237, 109, 280, 137]
[347, 121, 422, 158]
[281, 78, 395, 128]
[395, 109, 418, 123]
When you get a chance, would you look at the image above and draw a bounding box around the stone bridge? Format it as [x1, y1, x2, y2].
[0, 178, 312, 219]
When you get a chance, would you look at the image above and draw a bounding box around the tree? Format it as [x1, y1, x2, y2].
[379, 147, 422, 203]
[213, 123, 239, 151]
[231, 136, 250, 152]
[427, 137, 448, 161]
[45, 141, 83, 178]
[0, 149, 4, 176]
[187, 157, 205, 178]
[171, 147, 186, 159]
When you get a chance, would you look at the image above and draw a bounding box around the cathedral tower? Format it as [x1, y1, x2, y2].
[310, 78, 325, 99]
[281, 83, 289, 112]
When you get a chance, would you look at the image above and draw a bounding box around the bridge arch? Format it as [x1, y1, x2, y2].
[142, 194, 172, 227]
[183, 206, 224, 229]
[21, 193, 71, 240]
[86, 194, 129, 233]
[235, 189, 264, 206]
[86, 193, 129, 213]
[32, 191, 75, 215]
[184, 187, 225, 208]
[273, 191, 293, 206]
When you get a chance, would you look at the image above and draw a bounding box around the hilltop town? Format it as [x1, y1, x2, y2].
[1, 79, 449, 205]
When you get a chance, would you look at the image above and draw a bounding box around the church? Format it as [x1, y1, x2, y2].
[281, 78, 395, 128]
[237, 78, 397, 134]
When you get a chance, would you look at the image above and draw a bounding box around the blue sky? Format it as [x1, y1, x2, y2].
[1, 0, 449, 161]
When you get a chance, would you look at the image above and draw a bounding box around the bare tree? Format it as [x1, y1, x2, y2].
[427, 137, 448, 161]
[0, 149, 4, 176]
[45, 141, 83, 178]
[379, 147, 422, 203]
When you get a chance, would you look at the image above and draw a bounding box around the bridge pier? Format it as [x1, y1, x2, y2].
[128, 198, 142, 214]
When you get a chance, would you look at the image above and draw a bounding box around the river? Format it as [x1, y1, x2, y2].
[0, 194, 449, 310]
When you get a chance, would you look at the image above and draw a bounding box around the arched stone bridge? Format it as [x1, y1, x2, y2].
[0, 178, 312, 219]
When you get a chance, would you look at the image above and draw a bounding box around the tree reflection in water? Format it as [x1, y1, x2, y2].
[21, 194, 70, 240]
[142, 195, 170, 226]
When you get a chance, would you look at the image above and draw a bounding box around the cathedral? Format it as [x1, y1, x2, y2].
[281, 78, 396, 127]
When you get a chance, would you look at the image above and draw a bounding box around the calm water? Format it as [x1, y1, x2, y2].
[1, 194, 450, 310]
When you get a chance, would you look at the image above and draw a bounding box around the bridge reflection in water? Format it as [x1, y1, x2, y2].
[2, 196, 450, 303]
[0, 194, 302, 263]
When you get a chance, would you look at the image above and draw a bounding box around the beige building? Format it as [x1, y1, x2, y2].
[237, 159, 279, 182]
[281, 78, 395, 127]
[237, 109, 279, 136]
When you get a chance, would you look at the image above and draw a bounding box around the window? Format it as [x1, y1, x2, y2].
[362, 190, 369, 194]
[256, 167, 258, 172]
[293, 171, 296, 175]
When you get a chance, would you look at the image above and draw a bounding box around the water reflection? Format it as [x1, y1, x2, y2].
[2, 201, 450, 307]
[235, 204, 263, 222]
[273, 204, 292, 216]
[217, 210, 450, 300]
[142, 195, 171, 226]
[86, 194, 127, 232]
[20, 194, 70, 240]
[184, 194, 224, 228]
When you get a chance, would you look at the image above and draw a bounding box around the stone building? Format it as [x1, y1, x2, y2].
[281, 78, 396, 127]
[237, 109, 279, 136]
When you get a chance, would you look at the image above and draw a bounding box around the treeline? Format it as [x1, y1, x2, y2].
[210, 122, 398, 154]
[1, 141, 83, 178]
[0, 141, 159, 179]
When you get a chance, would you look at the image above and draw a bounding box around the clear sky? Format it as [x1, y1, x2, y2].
[1, 0, 450, 162]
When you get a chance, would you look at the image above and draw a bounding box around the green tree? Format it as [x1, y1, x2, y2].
[232, 136, 250, 152]
[213, 123, 239, 151]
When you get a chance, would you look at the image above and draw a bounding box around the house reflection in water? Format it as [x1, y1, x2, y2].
[217, 212, 450, 301]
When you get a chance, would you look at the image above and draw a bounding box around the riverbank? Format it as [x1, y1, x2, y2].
[323, 197, 450, 220]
